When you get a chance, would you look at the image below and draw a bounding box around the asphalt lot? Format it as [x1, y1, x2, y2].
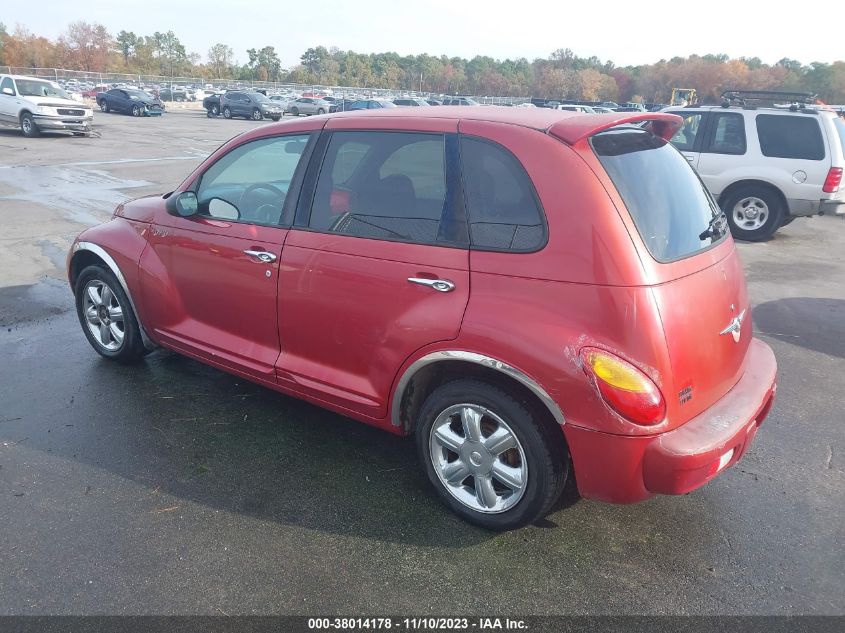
[0, 110, 843, 615]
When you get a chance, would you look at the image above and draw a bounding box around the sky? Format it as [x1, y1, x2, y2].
[1, 0, 834, 69]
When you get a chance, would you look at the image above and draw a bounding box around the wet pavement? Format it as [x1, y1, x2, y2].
[0, 112, 843, 615]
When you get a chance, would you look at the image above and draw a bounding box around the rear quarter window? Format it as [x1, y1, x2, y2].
[592, 128, 726, 262]
[756, 114, 824, 160]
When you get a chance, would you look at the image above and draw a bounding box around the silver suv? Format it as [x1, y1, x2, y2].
[666, 90, 845, 241]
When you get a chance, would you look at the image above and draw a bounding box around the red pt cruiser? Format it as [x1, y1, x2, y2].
[67, 107, 777, 530]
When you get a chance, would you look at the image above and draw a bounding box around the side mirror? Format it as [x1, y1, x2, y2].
[1, 87, 14, 96]
[166, 191, 199, 217]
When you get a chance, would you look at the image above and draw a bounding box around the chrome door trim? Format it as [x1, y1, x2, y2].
[391, 350, 566, 428]
[72, 241, 156, 350]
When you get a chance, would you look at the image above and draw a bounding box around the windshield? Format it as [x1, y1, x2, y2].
[592, 127, 727, 262]
[16, 79, 71, 99]
[254, 94, 272, 103]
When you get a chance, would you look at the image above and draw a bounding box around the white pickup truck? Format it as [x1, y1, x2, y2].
[0, 74, 94, 137]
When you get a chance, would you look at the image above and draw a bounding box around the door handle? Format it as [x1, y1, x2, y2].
[244, 249, 277, 263]
[684, 155, 695, 162]
[408, 277, 455, 292]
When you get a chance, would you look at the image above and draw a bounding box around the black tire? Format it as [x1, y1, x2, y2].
[252, 108, 263, 121]
[317, 108, 326, 115]
[99, 100, 109, 113]
[222, 106, 232, 119]
[75, 265, 147, 364]
[415, 379, 568, 530]
[781, 216, 796, 226]
[20, 112, 40, 138]
[290, 107, 299, 116]
[131, 104, 142, 117]
[271, 116, 281, 122]
[721, 185, 785, 242]
[211, 104, 220, 116]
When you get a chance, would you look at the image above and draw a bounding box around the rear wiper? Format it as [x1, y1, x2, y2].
[699, 212, 728, 240]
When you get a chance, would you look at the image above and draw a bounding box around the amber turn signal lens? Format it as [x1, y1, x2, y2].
[580, 347, 666, 426]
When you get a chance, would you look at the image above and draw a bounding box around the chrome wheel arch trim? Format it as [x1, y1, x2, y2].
[71, 241, 156, 350]
[391, 350, 566, 428]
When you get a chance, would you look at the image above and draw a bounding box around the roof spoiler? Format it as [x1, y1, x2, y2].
[548, 112, 683, 145]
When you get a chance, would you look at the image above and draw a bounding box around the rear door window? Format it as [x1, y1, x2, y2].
[704, 112, 746, 155]
[756, 114, 824, 160]
[308, 131, 460, 245]
[592, 128, 727, 262]
[460, 137, 546, 251]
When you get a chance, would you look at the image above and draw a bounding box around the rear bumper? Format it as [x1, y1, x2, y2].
[788, 197, 845, 217]
[564, 338, 777, 503]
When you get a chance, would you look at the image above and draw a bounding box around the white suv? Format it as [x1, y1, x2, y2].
[665, 91, 845, 240]
[0, 74, 94, 138]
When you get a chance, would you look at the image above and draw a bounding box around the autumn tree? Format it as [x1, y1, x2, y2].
[57, 22, 112, 72]
[208, 43, 234, 78]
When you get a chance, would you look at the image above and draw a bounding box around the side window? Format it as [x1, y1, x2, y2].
[309, 131, 452, 245]
[669, 113, 703, 151]
[460, 137, 546, 251]
[0, 77, 14, 94]
[756, 114, 824, 160]
[705, 113, 746, 155]
[196, 134, 311, 225]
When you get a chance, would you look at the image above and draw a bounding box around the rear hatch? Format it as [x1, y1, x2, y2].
[591, 127, 751, 424]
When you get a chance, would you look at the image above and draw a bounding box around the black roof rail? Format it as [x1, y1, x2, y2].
[720, 89, 818, 109]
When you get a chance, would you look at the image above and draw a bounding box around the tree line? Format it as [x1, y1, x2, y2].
[2, 22, 844, 103]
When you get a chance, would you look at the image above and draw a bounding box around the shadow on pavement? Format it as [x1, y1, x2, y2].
[753, 297, 845, 360]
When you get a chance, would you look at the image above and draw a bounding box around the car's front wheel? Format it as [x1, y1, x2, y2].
[75, 265, 146, 363]
[131, 104, 142, 117]
[211, 104, 220, 116]
[99, 100, 109, 113]
[20, 113, 40, 138]
[415, 379, 568, 530]
[317, 108, 326, 115]
[290, 107, 299, 116]
[722, 185, 785, 242]
[252, 108, 263, 121]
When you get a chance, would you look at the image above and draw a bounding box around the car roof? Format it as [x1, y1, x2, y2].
[318, 106, 682, 144]
[668, 104, 835, 117]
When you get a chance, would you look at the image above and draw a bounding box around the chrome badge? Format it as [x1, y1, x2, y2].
[720, 308, 746, 343]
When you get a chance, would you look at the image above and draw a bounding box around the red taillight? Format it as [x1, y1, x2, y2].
[579, 348, 666, 426]
[823, 167, 843, 193]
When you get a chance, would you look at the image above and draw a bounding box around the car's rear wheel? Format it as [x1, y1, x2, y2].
[75, 265, 146, 363]
[290, 107, 299, 116]
[252, 108, 263, 121]
[99, 100, 109, 113]
[722, 185, 785, 241]
[415, 379, 568, 530]
[222, 106, 232, 119]
[20, 113, 40, 138]
[131, 104, 142, 117]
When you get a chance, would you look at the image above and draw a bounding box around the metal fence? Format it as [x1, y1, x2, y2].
[1, 66, 529, 105]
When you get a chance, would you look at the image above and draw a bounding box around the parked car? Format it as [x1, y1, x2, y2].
[97, 88, 164, 117]
[426, 99, 442, 106]
[346, 99, 397, 110]
[221, 91, 283, 121]
[556, 105, 596, 113]
[665, 90, 845, 240]
[443, 97, 479, 106]
[394, 98, 429, 107]
[68, 107, 777, 530]
[329, 98, 357, 113]
[158, 88, 188, 102]
[286, 97, 332, 116]
[0, 74, 93, 137]
[203, 93, 224, 116]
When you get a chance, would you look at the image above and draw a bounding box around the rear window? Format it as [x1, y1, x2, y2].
[592, 128, 726, 262]
[756, 114, 824, 160]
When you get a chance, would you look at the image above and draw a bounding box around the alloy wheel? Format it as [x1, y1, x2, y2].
[732, 196, 769, 231]
[429, 404, 528, 514]
[82, 280, 125, 351]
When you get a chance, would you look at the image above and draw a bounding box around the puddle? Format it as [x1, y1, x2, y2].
[0, 164, 153, 225]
